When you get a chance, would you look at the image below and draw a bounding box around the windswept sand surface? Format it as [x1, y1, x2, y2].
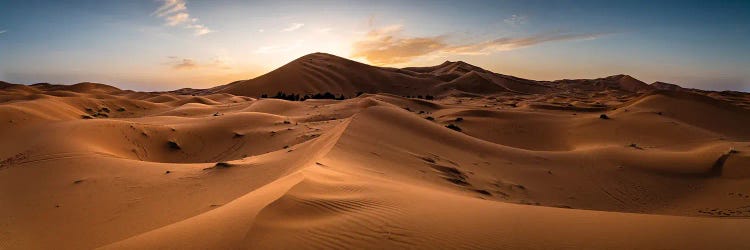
[2, 80, 750, 249]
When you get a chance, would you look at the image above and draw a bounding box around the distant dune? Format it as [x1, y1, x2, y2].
[208, 53, 659, 98]
[211, 53, 443, 97]
[2, 54, 750, 249]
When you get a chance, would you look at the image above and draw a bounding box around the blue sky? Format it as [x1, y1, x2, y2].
[0, 0, 748, 91]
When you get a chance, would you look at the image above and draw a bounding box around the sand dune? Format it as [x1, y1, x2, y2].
[2, 55, 750, 249]
[212, 53, 444, 97]
[209, 53, 649, 98]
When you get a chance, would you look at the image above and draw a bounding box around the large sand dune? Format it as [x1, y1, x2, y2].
[2, 55, 750, 249]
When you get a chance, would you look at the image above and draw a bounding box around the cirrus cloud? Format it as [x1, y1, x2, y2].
[171, 58, 197, 70]
[351, 25, 447, 65]
[167, 57, 231, 70]
[153, 0, 212, 36]
[282, 23, 305, 32]
[152, 0, 186, 17]
[165, 12, 190, 26]
[444, 32, 608, 55]
[504, 14, 528, 26]
[351, 25, 610, 65]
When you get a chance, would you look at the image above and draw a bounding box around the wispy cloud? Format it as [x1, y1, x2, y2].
[153, 0, 212, 36]
[351, 25, 447, 65]
[167, 57, 231, 70]
[504, 14, 528, 26]
[153, 0, 186, 17]
[171, 58, 197, 70]
[186, 23, 211, 36]
[282, 23, 305, 32]
[351, 25, 609, 65]
[165, 12, 190, 26]
[445, 33, 608, 55]
[0, 30, 6, 35]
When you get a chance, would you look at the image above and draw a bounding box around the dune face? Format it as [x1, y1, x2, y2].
[211, 53, 640, 98]
[2, 55, 750, 249]
[212, 53, 444, 97]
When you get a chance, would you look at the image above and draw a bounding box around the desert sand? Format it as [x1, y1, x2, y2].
[2, 53, 750, 249]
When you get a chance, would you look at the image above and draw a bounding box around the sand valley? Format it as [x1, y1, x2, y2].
[2, 53, 750, 249]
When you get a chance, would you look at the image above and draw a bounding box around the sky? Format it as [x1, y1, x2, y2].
[1, 0, 749, 91]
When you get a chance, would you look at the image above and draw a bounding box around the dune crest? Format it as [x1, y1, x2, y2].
[2, 54, 750, 249]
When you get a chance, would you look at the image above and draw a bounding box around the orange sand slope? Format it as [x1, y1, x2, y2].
[2, 60, 750, 249]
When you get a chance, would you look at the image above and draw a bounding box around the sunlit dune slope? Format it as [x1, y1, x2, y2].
[2, 58, 750, 249]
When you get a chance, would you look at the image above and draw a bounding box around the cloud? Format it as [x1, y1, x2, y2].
[351, 25, 608, 65]
[351, 25, 447, 64]
[166, 12, 190, 26]
[282, 23, 305, 32]
[0, 30, 6, 35]
[444, 32, 608, 55]
[171, 58, 197, 70]
[168, 57, 231, 70]
[208, 59, 232, 70]
[187, 23, 211, 36]
[153, 0, 212, 36]
[504, 14, 528, 26]
[153, 0, 186, 17]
